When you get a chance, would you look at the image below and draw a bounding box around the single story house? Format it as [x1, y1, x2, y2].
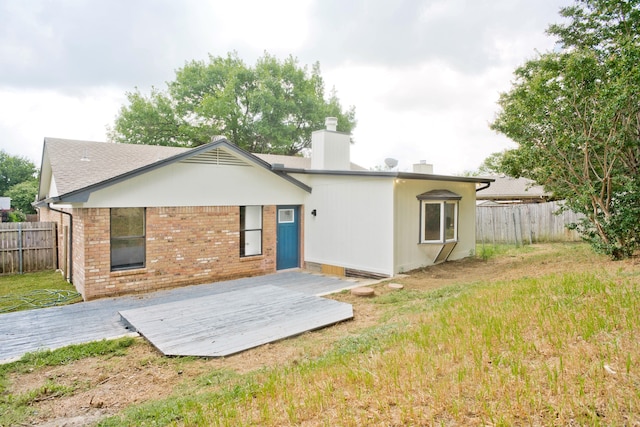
[476, 175, 550, 205]
[36, 118, 493, 300]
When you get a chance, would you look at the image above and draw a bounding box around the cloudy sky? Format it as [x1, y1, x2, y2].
[0, 0, 571, 175]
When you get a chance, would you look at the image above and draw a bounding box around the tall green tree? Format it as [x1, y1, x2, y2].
[109, 52, 356, 155]
[491, 0, 640, 259]
[6, 180, 38, 214]
[0, 150, 37, 196]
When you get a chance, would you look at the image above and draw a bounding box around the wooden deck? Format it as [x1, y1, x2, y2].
[119, 285, 353, 357]
[0, 271, 364, 362]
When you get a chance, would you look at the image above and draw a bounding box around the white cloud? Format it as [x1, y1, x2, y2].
[0, 0, 574, 177]
[0, 88, 125, 162]
[208, 0, 313, 53]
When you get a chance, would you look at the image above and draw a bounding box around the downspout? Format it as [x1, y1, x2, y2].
[476, 182, 491, 192]
[47, 204, 73, 284]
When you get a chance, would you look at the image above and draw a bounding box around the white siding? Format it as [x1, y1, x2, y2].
[310, 130, 351, 170]
[393, 179, 477, 273]
[302, 175, 395, 276]
[83, 162, 307, 208]
[48, 176, 58, 198]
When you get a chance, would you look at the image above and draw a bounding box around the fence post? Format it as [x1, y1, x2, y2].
[18, 222, 23, 274]
[512, 211, 519, 247]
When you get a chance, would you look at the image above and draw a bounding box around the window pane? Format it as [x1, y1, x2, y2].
[111, 237, 145, 269]
[241, 230, 262, 256]
[423, 203, 441, 241]
[444, 203, 456, 240]
[111, 208, 144, 237]
[241, 206, 262, 230]
[278, 209, 294, 223]
[111, 208, 145, 270]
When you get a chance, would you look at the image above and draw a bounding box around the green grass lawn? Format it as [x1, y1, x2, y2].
[0, 271, 81, 313]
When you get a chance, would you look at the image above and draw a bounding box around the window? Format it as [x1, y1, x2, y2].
[278, 208, 294, 223]
[416, 190, 461, 244]
[111, 208, 145, 270]
[240, 206, 262, 257]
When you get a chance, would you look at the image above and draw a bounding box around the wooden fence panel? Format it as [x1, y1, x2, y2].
[0, 222, 58, 275]
[476, 201, 583, 245]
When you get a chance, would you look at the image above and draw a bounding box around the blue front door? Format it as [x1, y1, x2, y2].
[277, 206, 299, 270]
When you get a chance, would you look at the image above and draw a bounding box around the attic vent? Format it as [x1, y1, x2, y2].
[180, 149, 249, 166]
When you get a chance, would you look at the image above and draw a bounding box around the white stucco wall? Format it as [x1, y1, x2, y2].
[82, 162, 308, 208]
[393, 179, 477, 274]
[300, 174, 395, 276]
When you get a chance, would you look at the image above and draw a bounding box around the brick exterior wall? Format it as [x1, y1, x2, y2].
[40, 205, 279, 300]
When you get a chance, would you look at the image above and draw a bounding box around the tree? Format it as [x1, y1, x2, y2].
[491, 0, 640, 259]
[475, 150, 511, 176]
[6, 180, 38, 214]
[109, 52, 356, 155]
[0, 150, 37, 196]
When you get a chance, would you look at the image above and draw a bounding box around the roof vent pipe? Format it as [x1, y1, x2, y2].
[325, 117, 338, 131]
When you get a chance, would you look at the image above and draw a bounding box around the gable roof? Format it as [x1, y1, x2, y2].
[41, 138, 187, 196]
[38, 138, 311, 204]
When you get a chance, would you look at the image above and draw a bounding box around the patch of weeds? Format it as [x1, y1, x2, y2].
[98, 395, 191, 426]
[0, 380, 77, 426]
[0, 337, 136, 393]
[99, 375, 262, 427]
[476, 244, 511, 261]
[375, 284, 474, 317]
[16, 337, 135, 369]
[324, 323, 402, 360]
[10, 380, 76, 406]
[196, 368, 240, 387]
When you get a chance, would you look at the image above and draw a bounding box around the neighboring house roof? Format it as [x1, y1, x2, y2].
[475, 176, 550, 201]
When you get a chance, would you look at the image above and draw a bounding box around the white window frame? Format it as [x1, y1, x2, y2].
[240, 205, 263, 257]
[420, 200, 458, 244]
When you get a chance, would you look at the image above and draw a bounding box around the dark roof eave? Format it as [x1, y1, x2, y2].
[33, 196, 61, 208]
[273, 166, 494, 184]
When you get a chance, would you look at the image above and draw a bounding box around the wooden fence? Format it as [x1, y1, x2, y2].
[476, 201, 584, 245]
[0, 222, 58, 274]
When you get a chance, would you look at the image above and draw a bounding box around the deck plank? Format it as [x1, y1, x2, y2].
[119, 285, 354, 357]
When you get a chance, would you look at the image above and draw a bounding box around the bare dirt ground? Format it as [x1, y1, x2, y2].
[8, 243, 637, 426]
